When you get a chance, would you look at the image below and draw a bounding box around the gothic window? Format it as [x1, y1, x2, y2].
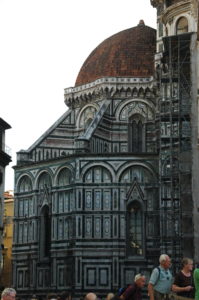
[127, 201, 143, 256]
[57, 168, 73, 216]
[40, 205, 51, 259]
[176, 17, 188, 35]
[128, 115, 145, 153]
[18, 176, 32, 192]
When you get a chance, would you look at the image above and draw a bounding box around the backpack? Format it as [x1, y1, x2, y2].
[118, 284, 131, 296]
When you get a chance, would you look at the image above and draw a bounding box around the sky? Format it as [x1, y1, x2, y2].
[0, 0, 157, 191]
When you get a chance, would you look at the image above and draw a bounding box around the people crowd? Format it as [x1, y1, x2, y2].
[1, 255, 199, 300]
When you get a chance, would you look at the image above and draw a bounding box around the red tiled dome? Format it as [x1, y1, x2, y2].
[75, 21, 156, 86]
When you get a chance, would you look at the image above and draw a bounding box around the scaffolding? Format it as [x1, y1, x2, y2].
[158, 33, 192, 270]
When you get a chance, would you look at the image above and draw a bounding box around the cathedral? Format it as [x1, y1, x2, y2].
[12, 0, 199, 298]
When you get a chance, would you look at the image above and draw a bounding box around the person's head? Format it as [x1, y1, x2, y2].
[1, 288, 16, 300]
[159, 254, 171, 269]
[181, 258, 193, 271]
[134, 274, 146, 288]
[84, 293, 97, 300]
[47, 294, 57, 300]
[106, 293, 114, 300]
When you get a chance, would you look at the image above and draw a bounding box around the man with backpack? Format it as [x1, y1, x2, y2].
[120, 273, 146, 300]
[148, 254, 173, 300]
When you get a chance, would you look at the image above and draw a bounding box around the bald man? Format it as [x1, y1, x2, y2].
[85, 293, 97, 300]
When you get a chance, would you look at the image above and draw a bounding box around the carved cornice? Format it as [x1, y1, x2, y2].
[161, 1, 191, 24]
[64, 77, 155, 108]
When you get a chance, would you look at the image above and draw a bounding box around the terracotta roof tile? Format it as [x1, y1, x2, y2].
[75, 22, 156, 86]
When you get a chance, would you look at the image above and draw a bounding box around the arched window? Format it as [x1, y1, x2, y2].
[128, 115, 145, 153]
[57, 168, 72, 186]
[38, 172, 51, 190]
[18, 176, 32, 192]
[40, 205, 51, 259]
[127, 201, 143, 256]
[79, 106, 97, 128]
[83, 166, 112, 183]
[120, 166, 153, 184]
[176, 17, 188, 35]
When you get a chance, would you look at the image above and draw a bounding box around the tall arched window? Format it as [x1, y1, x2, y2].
[127, 201, 143, 256]
[83, 166, 112, 183]
[18, 176, 32, 192]
[79, 105, 97, 128]
[57, 168, 72, 186]
[128, 116, 145, 153]
[40, 205, 51, 259]
[38, 172, 52, 190]
[176, 17, 188, 35]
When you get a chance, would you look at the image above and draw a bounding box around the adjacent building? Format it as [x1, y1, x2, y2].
[0, 118, 11, 284]
[12, 0, 199, 298]
[1, 190, 14, 288]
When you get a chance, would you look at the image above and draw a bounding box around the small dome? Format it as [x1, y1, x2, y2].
[75, 22, 156, 86]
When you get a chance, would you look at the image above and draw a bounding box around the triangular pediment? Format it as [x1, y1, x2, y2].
[126, 177, 144, 203]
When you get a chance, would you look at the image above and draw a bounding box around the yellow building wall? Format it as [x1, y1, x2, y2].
[1, 191, 14, 288]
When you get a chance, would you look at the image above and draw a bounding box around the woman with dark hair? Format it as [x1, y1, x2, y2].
[172, 258, 194, 299]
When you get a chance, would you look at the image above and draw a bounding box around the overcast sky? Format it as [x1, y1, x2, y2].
[0, 0, 157, 191]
